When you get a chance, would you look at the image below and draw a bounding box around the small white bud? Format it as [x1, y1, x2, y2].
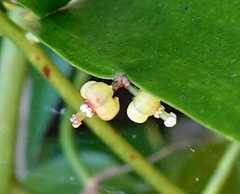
[70, 114, 82, 128]
[164, 112, 177, 127]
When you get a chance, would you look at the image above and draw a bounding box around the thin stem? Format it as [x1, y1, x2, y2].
[82, 140, 193, 194]
[0, 10, 187, 194]
[0, 11, 28, 194]
[83, 116, 187, 194]
[201, 141, 240, 194]
[60, 107, 90, 183]
[126, 85, 139, 96]
[60, 71, 106, 194]
[60, 71, 91, 183]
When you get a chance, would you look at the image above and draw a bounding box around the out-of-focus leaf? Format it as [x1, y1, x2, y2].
[27, 46, 72, 167]
[27, 0, 240, 142]
[24, 117, 164, 194]
[158, 141, 239, 194]
[24, 151, 154, 194]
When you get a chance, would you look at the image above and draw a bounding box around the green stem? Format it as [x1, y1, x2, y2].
[0, 10, 187, 194]
[201, 142, 240, 194]
[0, 11, 28, 194]
[0, 10, 84, 109]
[60, 71, 91, 183]
[60, 107, 90, 183]
[84, 117, 186, 194]
[11, 181, 33, 194]
[126, 85, 139, 96]
[60, 71, 106, 194]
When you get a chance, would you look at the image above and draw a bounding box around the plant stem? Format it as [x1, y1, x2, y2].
[0, 9, 84, 109]
[126, 85, 139, 96]
[60, 71, 91, 184]
[0, 11, 28, 194]
[201, 141, 240, 194]
[11, 181, 33, 194]
[0, 10, 187, 194]
[83, 116, 186, 194]
[60, 107, 91, 183]
[60, 71, 109, 194]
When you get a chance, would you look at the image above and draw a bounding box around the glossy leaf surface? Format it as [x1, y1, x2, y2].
[27, 0, 240, 141]
[15, 0, 70, 17]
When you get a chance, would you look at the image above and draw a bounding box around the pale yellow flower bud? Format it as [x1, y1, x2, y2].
[127, 91, 160, 123]
[80, 81, 120, 121]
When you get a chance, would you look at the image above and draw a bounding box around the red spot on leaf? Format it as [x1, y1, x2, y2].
[43, 66, 50, 78]
[129, 154, 136, 160]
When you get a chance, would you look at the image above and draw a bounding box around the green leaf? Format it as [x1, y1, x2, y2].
[15, 0, 71, 17]
[27, 0, 240, 141]
[25, 155, 150, 194]
[169, 142, 239, 194]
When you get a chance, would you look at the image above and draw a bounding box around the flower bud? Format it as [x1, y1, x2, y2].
[80, 81, 120, 120]
[127, 91, 160, 123]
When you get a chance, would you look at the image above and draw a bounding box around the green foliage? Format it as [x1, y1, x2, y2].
[24, 120, 163, 194]
[26, 0, 240, 141]
[1, 1, 240, 194]
[15, 0, 71, 16]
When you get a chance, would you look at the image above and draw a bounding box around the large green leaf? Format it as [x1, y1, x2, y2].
[26, 0, 240, 141]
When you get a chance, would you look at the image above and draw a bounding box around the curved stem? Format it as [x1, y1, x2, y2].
[0, 11, 28, 194]
[201, 141, 240, 194]
[0, 10, 187, 194]
[59, 71, 91, 183]
[60, 107, 90, 183]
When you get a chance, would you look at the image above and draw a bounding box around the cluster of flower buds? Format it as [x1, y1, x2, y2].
[70, 80, 177, 128]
